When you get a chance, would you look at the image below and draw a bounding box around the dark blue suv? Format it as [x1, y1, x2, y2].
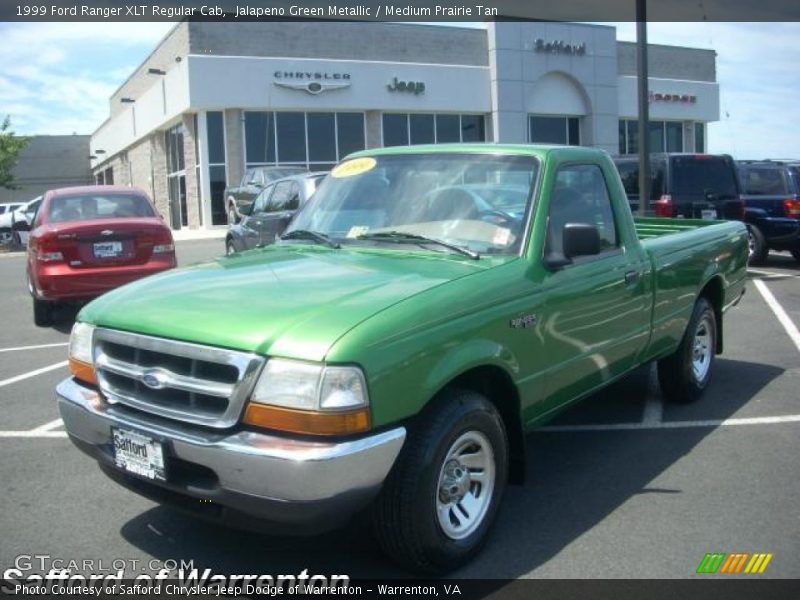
[737, 160, 800, 264]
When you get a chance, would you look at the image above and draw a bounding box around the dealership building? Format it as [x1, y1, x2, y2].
[90, 21, 720, 230]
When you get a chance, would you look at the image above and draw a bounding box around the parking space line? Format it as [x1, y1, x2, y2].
[541, 414, 800, 432]
[0, 361, 68, 388]
[31, 418, 63, 432]
[0, 342, 69, 354]
[753, 279, 800, 353]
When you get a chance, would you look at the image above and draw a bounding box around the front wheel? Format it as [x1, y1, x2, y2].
[371, 389, 508, 574]
[791, 249, 800, 263]
[225, 240, 236, 255]
[658, 297, 717, 403]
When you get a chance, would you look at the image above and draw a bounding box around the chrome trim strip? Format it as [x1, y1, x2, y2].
[95, 353, 234, 398]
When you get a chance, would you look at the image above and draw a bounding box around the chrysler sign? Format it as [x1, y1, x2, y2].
[273, 71, 351, 95]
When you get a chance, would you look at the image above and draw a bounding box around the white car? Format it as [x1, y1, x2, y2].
[0, 202, 24, 215]
[0, 196, 42, 245]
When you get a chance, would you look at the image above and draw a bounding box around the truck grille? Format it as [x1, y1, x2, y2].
[93, 328, 265, 428]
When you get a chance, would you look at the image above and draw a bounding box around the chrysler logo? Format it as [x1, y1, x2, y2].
[141, 369, 168, 390]
[100, 230, 114, 236]
[274, 80, 350, 95]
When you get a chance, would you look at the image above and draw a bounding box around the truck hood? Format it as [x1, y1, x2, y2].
[79, 245, 493, 361]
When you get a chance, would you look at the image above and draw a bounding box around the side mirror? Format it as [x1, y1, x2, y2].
[563, 223, 601, 259]
[543, 223, 601, 270]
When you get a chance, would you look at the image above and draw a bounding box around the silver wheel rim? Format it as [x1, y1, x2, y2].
[692, 314, 713, 382]
[435, 430, 495, 540]
[747, 231, 756, 258]
[226, 243, 234, 255]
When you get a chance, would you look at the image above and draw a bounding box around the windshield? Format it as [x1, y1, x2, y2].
[48, 194, 155, 223]
[285, 153, 539, 256]
[671, 156, 738, 197]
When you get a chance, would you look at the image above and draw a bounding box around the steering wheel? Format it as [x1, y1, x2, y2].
[478, 209, 516, 226]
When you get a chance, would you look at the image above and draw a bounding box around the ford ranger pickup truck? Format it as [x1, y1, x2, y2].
[58, 145, 747, 573]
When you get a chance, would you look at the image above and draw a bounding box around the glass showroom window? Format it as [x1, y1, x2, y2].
[381, 113, 486, 146]
[694, 123, 705, 153]
[244, 111, 366, 171]
[528, 116, 580, 145]
[619, 119, 685, 154]
[165, 123, 187, 229]
[206, 111, 227, 226]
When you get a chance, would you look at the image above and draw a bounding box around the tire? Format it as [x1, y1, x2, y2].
[658, 297, 717, 403]
[791, 249, 800, 263]
[33, 297, 53, 327]
[747, 225, 768, 265]
[227, 204, 238, 225]
[371, 389, 508, 574]
[226, 240, 236, 255]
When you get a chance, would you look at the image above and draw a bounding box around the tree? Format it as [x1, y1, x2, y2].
[0, 116, 31, 190]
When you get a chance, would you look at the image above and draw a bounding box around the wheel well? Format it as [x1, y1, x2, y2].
[699, 276, 724, 353]
[445, 366, 526, 485]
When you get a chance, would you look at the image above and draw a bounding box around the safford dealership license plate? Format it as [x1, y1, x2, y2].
[112, 427, 166, 481]
[93, 241, 122, 258]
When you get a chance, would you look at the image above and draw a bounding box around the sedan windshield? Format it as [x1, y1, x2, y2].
[48, 194, 155, 223]
[285, 153, 539, 256]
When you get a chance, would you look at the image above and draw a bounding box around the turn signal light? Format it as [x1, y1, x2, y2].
[242, 403, 370, 436]
[69, 357, 97, 386]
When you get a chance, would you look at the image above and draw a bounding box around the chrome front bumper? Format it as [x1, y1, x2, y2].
[57, 377, 406, 532]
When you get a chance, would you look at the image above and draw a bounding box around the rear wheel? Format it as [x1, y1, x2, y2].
[371, 389, 508, 574]
[33, 297, 53, 327]
[747, 225, 768, 265]
[658, 297, 717, 403]
[791, 249, 800, 263]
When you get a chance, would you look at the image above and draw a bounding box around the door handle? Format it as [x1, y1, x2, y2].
[624, 270, 641, 285]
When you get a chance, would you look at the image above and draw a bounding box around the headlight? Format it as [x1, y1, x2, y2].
[68, 322, 96, 385]
[244, 358, 370, 435]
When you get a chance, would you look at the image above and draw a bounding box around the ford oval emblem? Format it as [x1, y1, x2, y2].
[141, 370, 167, 389]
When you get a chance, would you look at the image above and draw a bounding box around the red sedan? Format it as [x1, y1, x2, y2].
[26, 186, 176, 326]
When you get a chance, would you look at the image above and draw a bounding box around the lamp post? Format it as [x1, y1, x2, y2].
[636, 0, 650, 216]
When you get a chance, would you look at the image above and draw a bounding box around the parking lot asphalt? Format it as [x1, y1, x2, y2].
[0, 241, 798, 582]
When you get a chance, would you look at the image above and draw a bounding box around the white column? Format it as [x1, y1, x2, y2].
[196, 111, 213, 229]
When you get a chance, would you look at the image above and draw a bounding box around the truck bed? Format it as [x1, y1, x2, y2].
[634, 216, 720, 240]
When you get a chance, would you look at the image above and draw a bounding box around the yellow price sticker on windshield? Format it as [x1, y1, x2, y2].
[331, 157, 376, 178]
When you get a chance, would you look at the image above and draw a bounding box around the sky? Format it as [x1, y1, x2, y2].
[0, 21, 797, 159]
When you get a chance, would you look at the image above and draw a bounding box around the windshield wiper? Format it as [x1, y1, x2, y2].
[357, 231, 479, 260]
[277, 229, 340, 249]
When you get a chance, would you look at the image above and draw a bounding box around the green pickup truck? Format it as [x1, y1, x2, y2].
[58, 145, 747, 573]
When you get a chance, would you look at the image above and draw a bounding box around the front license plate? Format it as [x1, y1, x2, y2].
[112, 427, 166, 481]
[94, 241, 122, 258]
[701, 209, 718, 220]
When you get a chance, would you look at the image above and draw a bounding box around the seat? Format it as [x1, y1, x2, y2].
[427, 188, 479, 221]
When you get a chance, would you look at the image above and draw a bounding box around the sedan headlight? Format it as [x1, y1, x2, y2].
[68, 321, 96, 384]
[243, 358, 370, 435]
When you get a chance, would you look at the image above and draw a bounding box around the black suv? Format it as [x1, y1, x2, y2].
[614, 153, 744, 221]
[737, 160, 800, 263]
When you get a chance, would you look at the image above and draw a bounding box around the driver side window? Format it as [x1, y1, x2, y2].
[547, 164, 618, 257]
